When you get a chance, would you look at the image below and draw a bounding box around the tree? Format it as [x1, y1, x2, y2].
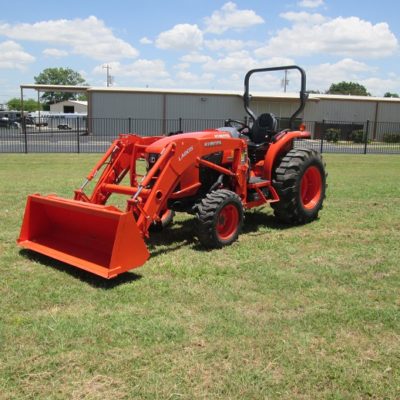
[34, 67, 88, 105]
[7, 97, 42, 112]
[326, 81, 371, 96]
[383, 92, 399, 98]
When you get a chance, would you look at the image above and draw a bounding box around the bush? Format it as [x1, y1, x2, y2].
[382, 133, 400, 143]
[350, 129, 366, 143]
[324, 128, 340, 142]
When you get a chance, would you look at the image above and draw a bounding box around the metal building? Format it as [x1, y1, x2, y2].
[19, 83, 400, 138]
[86, 87, 316, 135]
[87, 86, 400, 136]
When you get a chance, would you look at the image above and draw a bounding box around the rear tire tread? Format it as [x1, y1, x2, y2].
[272, 148, 327, 224]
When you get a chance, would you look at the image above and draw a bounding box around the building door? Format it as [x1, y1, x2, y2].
[64, 105, 74, 113]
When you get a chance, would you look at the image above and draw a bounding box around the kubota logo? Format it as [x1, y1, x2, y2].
[178, 146, 193, 161]
[204, 140, 222, 147]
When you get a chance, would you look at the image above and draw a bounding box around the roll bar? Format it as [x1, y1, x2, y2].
[243, 65, 308, 129]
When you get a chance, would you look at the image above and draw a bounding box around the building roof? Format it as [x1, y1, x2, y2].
[21, 84, 89, 93]
[310, 93, 400, 103]
[87, 86, 400, 103]
[87, 86, 318, 102]
[52, 100, 88, 106]
[21, 83, 400, 103]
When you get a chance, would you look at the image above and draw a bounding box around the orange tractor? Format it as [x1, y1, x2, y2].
[18, 66, 326, 279]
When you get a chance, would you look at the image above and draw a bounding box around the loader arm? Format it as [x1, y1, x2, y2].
[74, 135, 162, 205]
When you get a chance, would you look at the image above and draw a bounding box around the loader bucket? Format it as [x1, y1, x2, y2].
[17, 194, 149, 279]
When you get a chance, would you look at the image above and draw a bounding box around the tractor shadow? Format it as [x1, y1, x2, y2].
[19, 249, 142, 289]
[19, 211, 290, 285]
[242, 210, 291, 234]
[148, 210, 291, 257]
[147, 218, 198, 257]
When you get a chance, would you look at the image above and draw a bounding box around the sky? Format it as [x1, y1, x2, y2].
[1, 0, 400, 103]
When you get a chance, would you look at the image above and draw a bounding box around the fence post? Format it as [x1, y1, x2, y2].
[76, 118, 80, 154]
[179, 117, 182, 132]
[364, 120, 369, 155]
[320, 119, 325, 154]
[128, 117, 132, 133]
[23, 116, 28, 154]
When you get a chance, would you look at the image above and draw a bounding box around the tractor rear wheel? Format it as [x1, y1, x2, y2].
[195, 189, 243, 248]
[272, 148, 326, 224]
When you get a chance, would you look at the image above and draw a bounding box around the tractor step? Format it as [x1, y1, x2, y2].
[248, 176, 269, 185]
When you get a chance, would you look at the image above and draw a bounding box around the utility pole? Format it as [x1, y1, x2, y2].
[281, 70, 289, 92]
[103, 64, 113, 87]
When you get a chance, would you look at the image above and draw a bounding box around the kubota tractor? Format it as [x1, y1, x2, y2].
[18, 66, 326, 279]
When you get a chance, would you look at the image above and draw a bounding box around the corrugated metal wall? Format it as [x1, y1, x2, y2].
[89, 90, 400, 137]
[377, 102, 400, 122]
[165, 94, 244, 119]
[91, 92, 164, 119]
[251, 100, 300, 118]
[304, 99, 376, 122]
[90, 92, 301, 122]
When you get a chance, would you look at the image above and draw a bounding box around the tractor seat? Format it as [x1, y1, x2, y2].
[249, 113, 278, 144]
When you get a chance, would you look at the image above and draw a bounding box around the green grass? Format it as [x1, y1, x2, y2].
[0, 154, 399, 399]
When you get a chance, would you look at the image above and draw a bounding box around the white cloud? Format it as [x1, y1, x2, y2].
[202, 51, 258, 72]
[180, 52, 212, 63]
[298, 0, 324, 8]
[358, 76, 400, 97]
[257, 57, 296, 67]
[255, 13, 398, 58]
[140, 37, 153, 45]
[204, 2, 264, 34]
[205, 39, 246, 52]
[201, 53, 295, 76]
[175, 71, 215, 87]
[281, 11, 327, 25]
[155, 24, 203, 51]
[174, 62, 190, 71]
[43, 48, 68, 57]
[0, 40, 35, 70]
[93, 59, 169, 81]
[0, 16, 138, 61]
[307, 58, 374, 91]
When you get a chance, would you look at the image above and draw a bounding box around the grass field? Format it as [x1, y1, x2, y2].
[0, 154, 399, 399]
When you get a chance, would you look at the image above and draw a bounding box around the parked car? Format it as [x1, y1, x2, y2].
[57, 124, 72, 130]
[0, 117, 20, 128]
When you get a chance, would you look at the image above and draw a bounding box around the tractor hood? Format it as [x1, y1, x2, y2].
[145, 128, 240, 154]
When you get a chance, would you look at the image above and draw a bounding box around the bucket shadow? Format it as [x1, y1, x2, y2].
[19, 249, 142, 289]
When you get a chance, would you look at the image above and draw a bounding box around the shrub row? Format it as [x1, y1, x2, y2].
[382, 133, 400, 143]
[324, 128, 366, 143]
[323, 128, 400, 143]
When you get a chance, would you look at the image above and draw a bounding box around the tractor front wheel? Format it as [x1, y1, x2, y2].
[272, 148, 326, 224]
[195, 189, 244, 248]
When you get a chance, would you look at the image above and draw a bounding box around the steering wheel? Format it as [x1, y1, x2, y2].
[224, 119, 250, 133]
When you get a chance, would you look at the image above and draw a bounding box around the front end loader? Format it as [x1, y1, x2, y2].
[18, 65, 326, 279]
